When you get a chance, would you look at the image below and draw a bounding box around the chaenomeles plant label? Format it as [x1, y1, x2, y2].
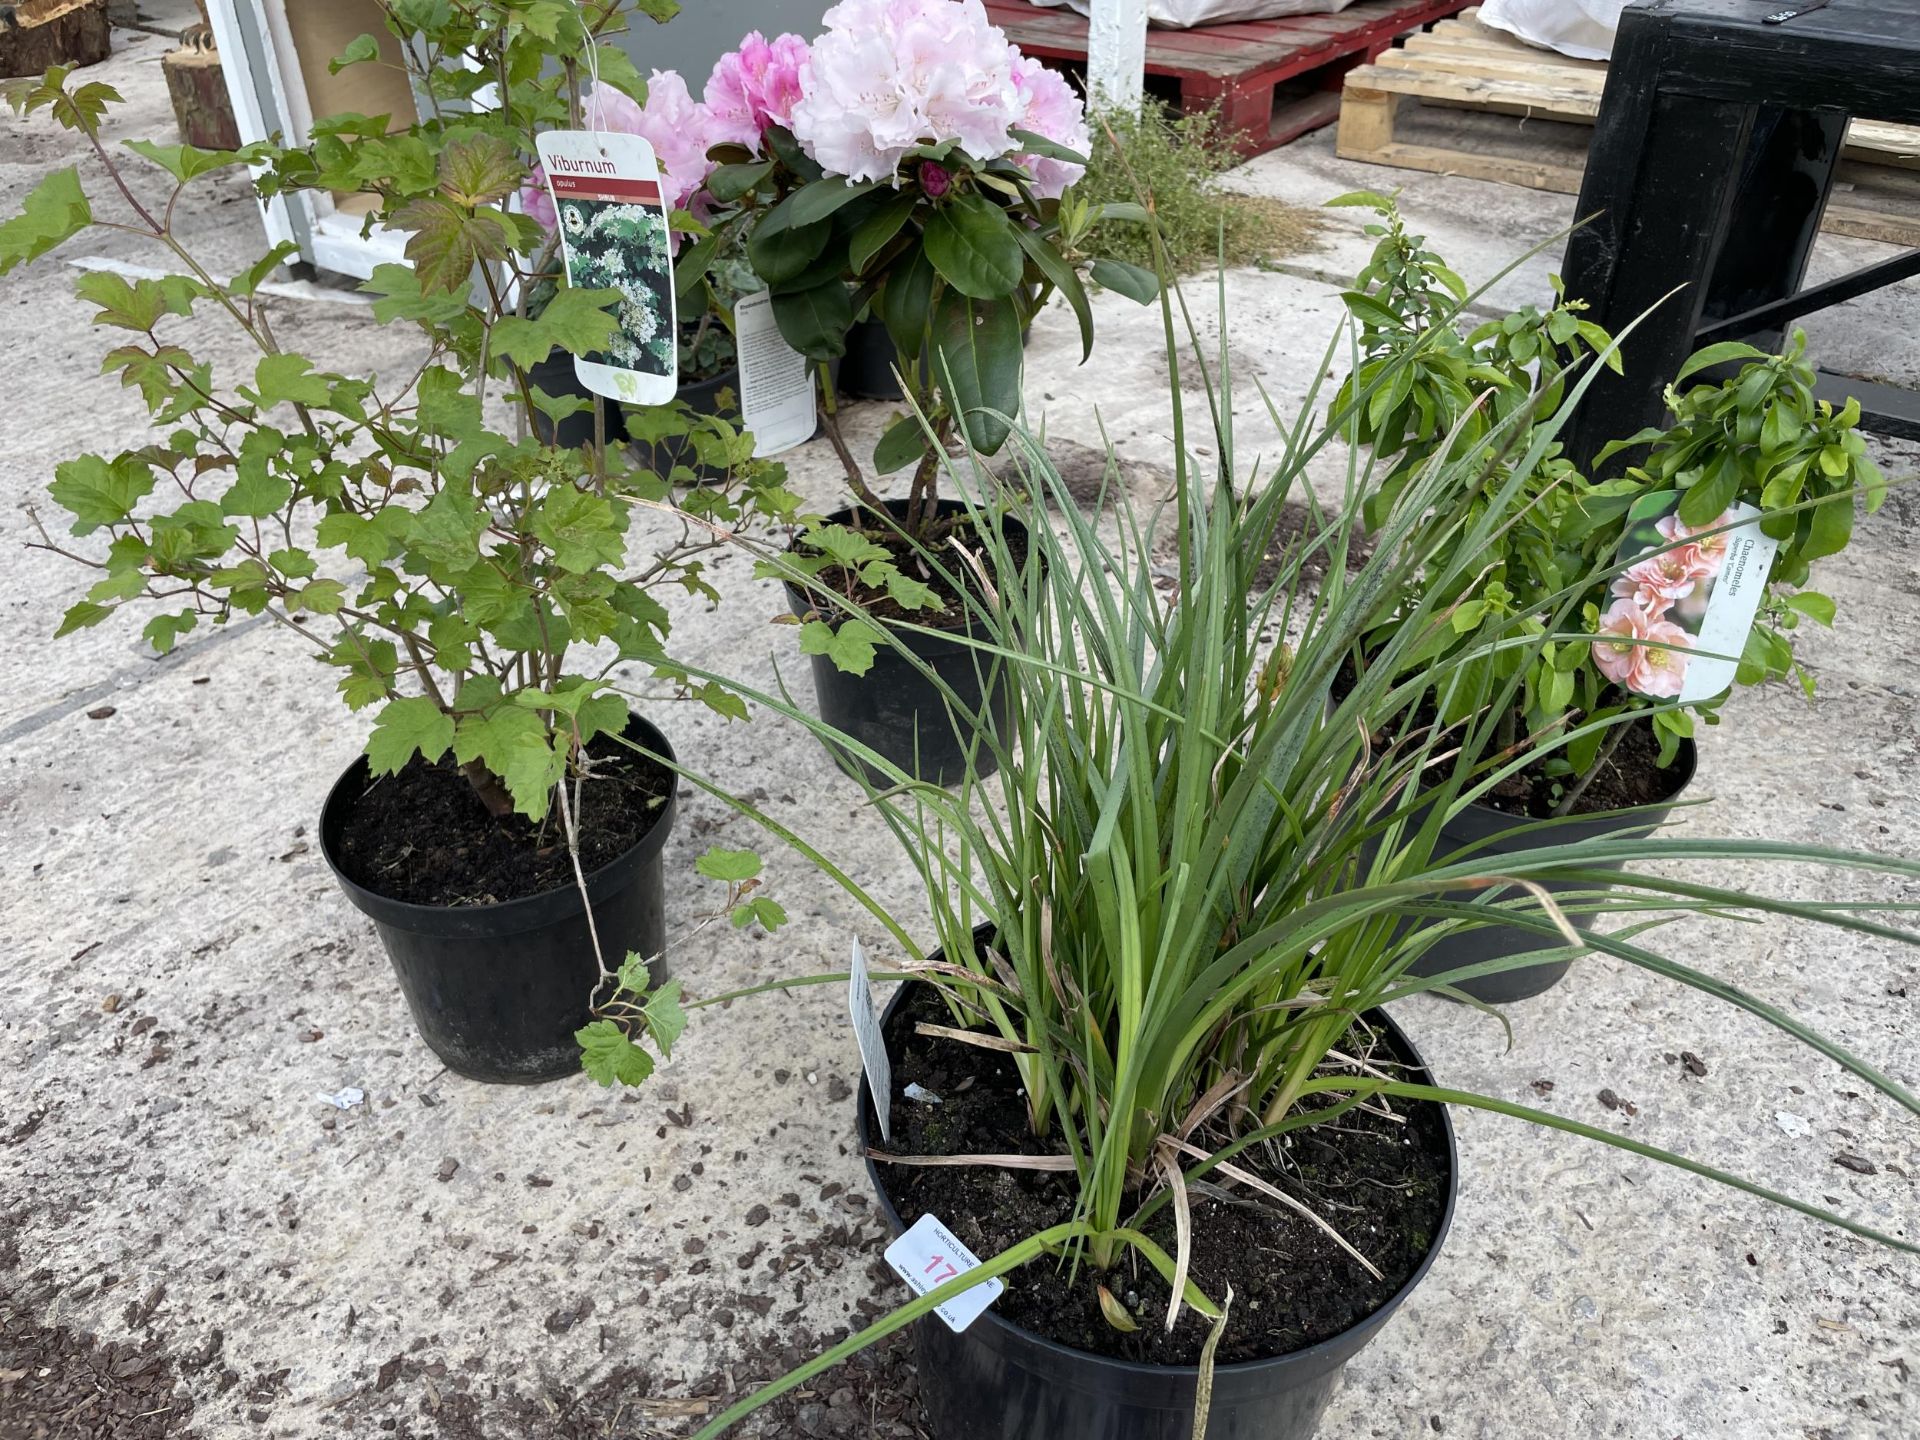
[536, 130, 678, 406]
[884, 1213, 1004, 1333]
[849, 938, 892, 1143]
[1606, 490, 1781, 704]
[733, 290, 817, 458]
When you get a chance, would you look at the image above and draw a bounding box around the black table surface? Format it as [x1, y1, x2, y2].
[1627, 0, 1920, 124]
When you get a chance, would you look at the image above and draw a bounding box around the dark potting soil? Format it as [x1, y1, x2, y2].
[1329, 659, 1689, 819]
[794, 511, 1031, 629]
[331, 732, 672, 908]
[873, 986, 1450, 1369]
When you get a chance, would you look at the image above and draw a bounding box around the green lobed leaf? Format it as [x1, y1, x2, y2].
[393, 196, 514, 293]
[576, 1018, 656, 1087]
[329, 32, 381, 74]
[50, 454, 154, 533]
[0, 167, 91, 276]
[121, 139, 245, 183]
[798, 617, 882, 676]
[695, 847, 762, 883]
[365, 696, 454, 776]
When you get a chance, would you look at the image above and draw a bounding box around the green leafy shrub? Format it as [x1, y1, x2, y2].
[1077, 100, 1319, 275]
[6, 3, 798, 830]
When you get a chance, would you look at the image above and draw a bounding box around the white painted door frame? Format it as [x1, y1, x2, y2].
[202, 0, 414, 281]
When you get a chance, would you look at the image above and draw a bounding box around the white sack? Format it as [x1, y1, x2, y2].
[1475, 0, 1630, 61]
[1028, 0, 1358, 30]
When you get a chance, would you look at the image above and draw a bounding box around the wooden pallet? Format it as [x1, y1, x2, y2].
[985, 0, 1476, 157]
[1335, 7, 1920, 245]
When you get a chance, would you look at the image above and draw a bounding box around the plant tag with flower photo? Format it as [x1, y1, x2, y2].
[884, 1213, 1004, 1333]
[849, 938, 892, 1143]
[536, 130, 678, 406]
[1603, 491, 1781, 704]
[733, 290, 817, 457]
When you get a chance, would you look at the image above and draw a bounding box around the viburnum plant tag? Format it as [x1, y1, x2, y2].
[1603, 490, 1782, 704]
[733, 289, 817, 457]
[536, 130, 678, 405]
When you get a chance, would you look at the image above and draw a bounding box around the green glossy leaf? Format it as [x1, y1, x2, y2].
[1089, 257, 1161, 305]
[923, 193, 1023, 300]
[708, 160, 775, 203]
[931, 291, 1022, 454]
[746, 195, 833, 287]
[849, 193, 919, 276]
[771, 278, 853, 361]
[787, 178, 879, 229]
[1802, 491, 1854, 561]
[873, 412, 932, 474]
[1675, 340, 1771, 385]
[1782, 590, 1835, 626]
[1013, 225, 1092, 363]
[880, 246, 936, 362]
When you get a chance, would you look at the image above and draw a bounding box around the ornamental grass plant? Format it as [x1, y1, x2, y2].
[576, 225, 1920, 1434]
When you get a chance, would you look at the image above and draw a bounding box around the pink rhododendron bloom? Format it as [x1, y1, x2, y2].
[1009, 52, 1089, 199]
[1656, 509, 1733, 579]
[1611, 545, 1710, 617]
[1593, 598, 1692, 698]
[706, 31, 810, 150]
[790, 0, 1024, 184]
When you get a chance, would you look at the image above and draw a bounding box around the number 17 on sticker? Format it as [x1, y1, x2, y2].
[884, 1214, 1003, 1333]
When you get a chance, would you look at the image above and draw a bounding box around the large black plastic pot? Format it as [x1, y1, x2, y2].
[527, 347, 628, 450]
[626, 365, 739, 483]
[319, 712, 678, 1084]
[1392, 740, 1697, 1003]
[786, 498, 1024, 788]
[837, 319, 918, 401]
[858, 969, 1457, 1440]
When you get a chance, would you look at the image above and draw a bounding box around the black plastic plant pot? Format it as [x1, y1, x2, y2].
[786, 498, 1024, 788]
[1397, 739, 1698, 1003]
[626, 366, 739, 484]
[527, 347, 628, 450]
[319, 713, 678, 1085]
[837, 319, 917, 401]
[857, 969, 1458, 1440]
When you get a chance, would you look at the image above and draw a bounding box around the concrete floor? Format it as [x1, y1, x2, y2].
[3, 18, 1919, 1440]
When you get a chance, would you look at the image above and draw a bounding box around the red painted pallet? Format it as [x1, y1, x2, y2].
[985, 0, 1476, 156]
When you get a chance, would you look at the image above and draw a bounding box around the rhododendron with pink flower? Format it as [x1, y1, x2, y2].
[789, 0, 1027, 184]
[705, 31, 810, 152]
[1010, 51, 1091, 198]
[1594, 598, 1693, 698]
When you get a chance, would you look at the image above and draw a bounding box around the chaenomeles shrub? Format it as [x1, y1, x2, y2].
[1328, 192, 1886, 806]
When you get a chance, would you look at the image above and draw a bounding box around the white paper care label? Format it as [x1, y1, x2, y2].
[1604, 491, 1782, 705]
[884, 1214, 1004, 1333]
[733, 290, 817, 458]
[536, 130, 678, 407]
[849, 938, 892, 1144]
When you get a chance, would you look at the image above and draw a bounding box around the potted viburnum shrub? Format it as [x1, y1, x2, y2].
[589, 253, 1918, 1440]
[1328, 194, 1883, 1001]
[4, 2, 798, 1084]
[680, 1, 1156, 784]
